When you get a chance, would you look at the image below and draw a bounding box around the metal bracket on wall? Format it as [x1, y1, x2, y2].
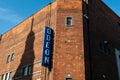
[84, 14, 89, 19]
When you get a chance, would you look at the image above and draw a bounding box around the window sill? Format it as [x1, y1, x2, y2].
[66, 25, 74, 27]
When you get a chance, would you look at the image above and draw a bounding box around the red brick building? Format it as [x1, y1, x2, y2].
[0, 0, 120, 80]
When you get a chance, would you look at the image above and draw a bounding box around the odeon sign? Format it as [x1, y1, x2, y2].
[41, 27, 53, 68]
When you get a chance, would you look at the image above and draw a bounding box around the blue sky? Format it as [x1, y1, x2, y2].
[0, 0, 120, 34]
[0, 0, 54, 34]
[102, 0, 120, 16]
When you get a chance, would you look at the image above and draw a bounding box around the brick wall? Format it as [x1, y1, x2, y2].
[52, 0, 85, 80]
[88, 0, 120, 80]
[0, 1, 57, 80]
[0, 0, 119, 80]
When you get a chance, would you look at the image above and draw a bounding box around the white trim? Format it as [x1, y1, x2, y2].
[32, 70, 42, 75]
[6, 72, 10, 80]
[2, 74, 6, 80]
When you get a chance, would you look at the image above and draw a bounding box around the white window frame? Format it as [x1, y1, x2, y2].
[65, 16, 73, 26]
[5, 73, 8, 80]
[6, 72, 10, 80]
[1, 72, 11, 80]
[2, 74, 6, 80]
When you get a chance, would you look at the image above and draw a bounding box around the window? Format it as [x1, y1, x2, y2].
[99, 41, 110, 55]
[115, 49, 120, 80]
[5, 73, 8, 80]
[1, 72, 11, 80]
[2, 74, 6, 80]
[66, 78, 73, 80]
[28, 65, 32, 75]
[117, 22, 120, 26]
[11, 53, 14, 61]
[6, 55, 11, 63]
[23, 67, 28, 76]
[66, 17, 73, 26]
[6, 52, 15, 63]
[23, 65, 32, 76]
[1, 74, 5, 80]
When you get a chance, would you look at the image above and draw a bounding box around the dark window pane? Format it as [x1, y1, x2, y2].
[66, 78, 73, 80]
[66, 17, 72, 26]
[23, 67, 28, 76]
[99, 42, 110, 55]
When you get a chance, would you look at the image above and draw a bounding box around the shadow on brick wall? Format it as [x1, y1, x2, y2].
[13, 18, 35, 80]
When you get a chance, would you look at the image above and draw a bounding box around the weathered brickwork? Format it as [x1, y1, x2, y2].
[0, 0, 120, 80]
[53, 0, 85, 80]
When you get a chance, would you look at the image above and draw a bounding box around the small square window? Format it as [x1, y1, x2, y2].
[66, 17, 73, 26]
